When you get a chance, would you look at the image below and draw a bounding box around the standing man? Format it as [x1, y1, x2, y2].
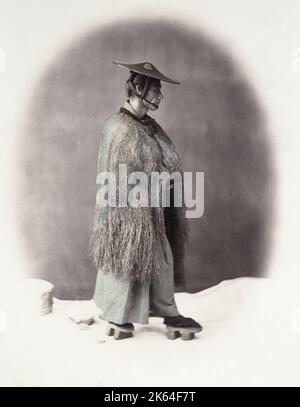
[90, 61, 202, 340]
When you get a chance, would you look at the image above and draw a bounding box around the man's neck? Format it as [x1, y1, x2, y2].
[124, 99, 148, 119]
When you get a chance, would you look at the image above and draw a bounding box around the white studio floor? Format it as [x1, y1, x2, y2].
[1, 277, 300, 387]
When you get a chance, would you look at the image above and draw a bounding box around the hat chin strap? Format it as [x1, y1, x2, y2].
[142, 97, 159, 110]
[127, 79, 159, 109]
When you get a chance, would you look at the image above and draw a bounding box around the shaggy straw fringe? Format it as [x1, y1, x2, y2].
[89, 205, 167, 283]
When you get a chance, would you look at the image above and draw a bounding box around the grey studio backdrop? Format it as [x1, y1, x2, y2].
[18, 20, 274, 299]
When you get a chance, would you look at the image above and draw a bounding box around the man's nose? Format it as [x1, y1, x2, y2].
[158, 91, 164, 100]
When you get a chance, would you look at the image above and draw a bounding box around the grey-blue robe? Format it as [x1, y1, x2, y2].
[90, 105, 189, 323]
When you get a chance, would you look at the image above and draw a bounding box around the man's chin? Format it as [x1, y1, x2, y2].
[149, 103, 160, 111]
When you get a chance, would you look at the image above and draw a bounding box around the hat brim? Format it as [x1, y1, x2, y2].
[112, 61, 181, 84]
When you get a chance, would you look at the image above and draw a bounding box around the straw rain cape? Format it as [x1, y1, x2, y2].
[89, 108, 189, 287]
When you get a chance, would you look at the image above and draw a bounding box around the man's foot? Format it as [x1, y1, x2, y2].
[163, 315, 203, 340]
[106, 321, 134, 340]
[163, 315, 202, 329]
[108, 321, 134, 330]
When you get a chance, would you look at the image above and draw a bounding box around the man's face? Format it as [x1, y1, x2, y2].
[144, 81, 164, 110]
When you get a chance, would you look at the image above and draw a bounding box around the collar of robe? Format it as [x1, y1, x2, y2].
[119, 106, 155, 127]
